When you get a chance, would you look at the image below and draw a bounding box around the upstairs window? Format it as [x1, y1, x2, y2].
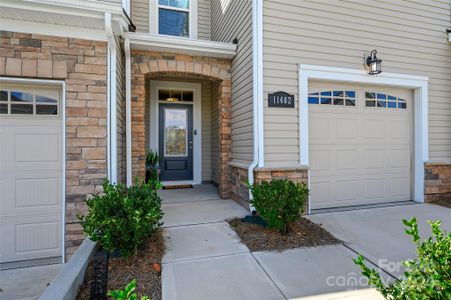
[158, 0, 190, 37]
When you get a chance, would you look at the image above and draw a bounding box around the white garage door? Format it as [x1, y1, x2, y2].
[0, 83, 62, 266]
[309, 82, 412, 210]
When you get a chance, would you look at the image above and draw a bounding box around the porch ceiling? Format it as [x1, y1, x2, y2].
[125, 32, 237, 59]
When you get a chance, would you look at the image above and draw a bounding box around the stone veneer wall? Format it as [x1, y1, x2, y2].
[424, 163, 451, 206]
[130, 50, 232, 197]
[0, 31, 108, 258]
[229, 164, 309, 210]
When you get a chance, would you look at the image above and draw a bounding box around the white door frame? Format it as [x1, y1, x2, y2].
[298, 64, 429, 209]
[149, 80, 202, 185]
[0, 77, 66, 263]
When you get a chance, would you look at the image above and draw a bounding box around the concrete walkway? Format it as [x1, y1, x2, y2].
[0, 264, 61, 300]
[160, 185, 395, 300]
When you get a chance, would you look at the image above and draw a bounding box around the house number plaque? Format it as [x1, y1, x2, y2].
[268, 91, 295, 108]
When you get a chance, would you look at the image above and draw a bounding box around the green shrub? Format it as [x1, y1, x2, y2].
[78, 179, 163, 257]
[354, 217, 451, 300]
[249, 179, 309, 233]
[108, 279, 150, 300]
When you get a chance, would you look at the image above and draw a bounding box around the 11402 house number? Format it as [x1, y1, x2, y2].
[268, 91, 295, 108]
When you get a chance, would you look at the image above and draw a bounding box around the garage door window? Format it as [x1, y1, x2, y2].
[365, 92, 407, 109]
[0, 90, 58, 115]
[308, 91, 356, 106]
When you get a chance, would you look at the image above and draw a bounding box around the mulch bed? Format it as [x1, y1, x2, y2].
[76, 229, 165, 300]
[228, 217, 340, 252]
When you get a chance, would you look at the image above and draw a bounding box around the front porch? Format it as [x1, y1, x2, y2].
[130, 50, 233, 198]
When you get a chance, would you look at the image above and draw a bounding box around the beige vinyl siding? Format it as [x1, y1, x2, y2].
[131, 0, 211, 38]
[263, 0, 451, 167]
[115, 36, 126, 183]
[132, 0, 149, 32]
[211, 82, 220, 184]
[198, 0, 211, 40]
[211, 0, 254, 165]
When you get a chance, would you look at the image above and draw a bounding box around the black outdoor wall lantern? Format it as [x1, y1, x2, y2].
[366, 49, 382, 75]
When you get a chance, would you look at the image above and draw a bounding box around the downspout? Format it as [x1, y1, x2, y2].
[248, 0, 263, 214]
[105, 12, 118, 183]
[125, 38, 132, 187]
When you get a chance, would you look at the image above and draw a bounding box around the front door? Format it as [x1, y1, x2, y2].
[159, 104, 193, 181]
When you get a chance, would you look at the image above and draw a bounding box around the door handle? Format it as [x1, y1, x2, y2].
[189, 140, 193, 149]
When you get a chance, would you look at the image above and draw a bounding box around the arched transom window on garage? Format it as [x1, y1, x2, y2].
[365, 92, 407, 109]
[0, 90, 59, 115]
[308, 90, 356, 106]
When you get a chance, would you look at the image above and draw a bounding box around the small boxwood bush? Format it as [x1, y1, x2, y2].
[79, 179, 163, 257]
[354, 217, 451, 299]
[249, 179, 309, 233]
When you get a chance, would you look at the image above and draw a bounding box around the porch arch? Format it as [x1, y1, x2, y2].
[131, 52, 232, 198]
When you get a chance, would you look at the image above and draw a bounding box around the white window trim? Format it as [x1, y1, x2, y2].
[149, 0, 198, 39]
[298, 64, 429, 207]
[149, 81, 202, 185]
[0, 77, 66, 263]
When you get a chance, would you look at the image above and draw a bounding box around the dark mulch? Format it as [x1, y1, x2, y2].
[76, 229, 165, 300]
[430, 199, 451, 209]
[228, 217, 340, 252]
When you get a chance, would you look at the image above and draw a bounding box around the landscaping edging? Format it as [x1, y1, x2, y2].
[39, 238, 97, 300]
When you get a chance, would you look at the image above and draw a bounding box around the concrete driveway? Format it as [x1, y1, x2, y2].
[160, 186, 450, 299]
[308, 203, 451, 277]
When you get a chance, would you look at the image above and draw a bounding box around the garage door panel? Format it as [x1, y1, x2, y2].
[309, 84, 412, 209]
[363, 119, 386, 139]
[15, 177, 60, 208]
[363, 178, 387, 200]
[389, 149, 410, 169]
[0, 214, 61, 263]
[15, 133, 59, 162]
[362, 149, 386, 169]
[335, 149, 359, 170]
[310, 181, 330, 205]
[334, 179, 359, 201]
[310, 117, 330, 139]
[389, 120, 410, 139]
[310, 149, 330, 171]
[335, 118, 358, 139]
[389, 177, 411, 199]
[0, 172, 61, 216]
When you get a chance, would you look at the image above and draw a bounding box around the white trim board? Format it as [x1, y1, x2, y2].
[298, 64, 429, 205]
[0, 19, 108, 41]
[125, 32, 236, 59]
[0, 77, 66, 263]
[149, 80, 202, 185]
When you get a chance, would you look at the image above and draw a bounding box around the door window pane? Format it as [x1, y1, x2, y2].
[159, 9, 189, 37]
[182, 91, 193, 102]
[164, 108, 188, 156]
